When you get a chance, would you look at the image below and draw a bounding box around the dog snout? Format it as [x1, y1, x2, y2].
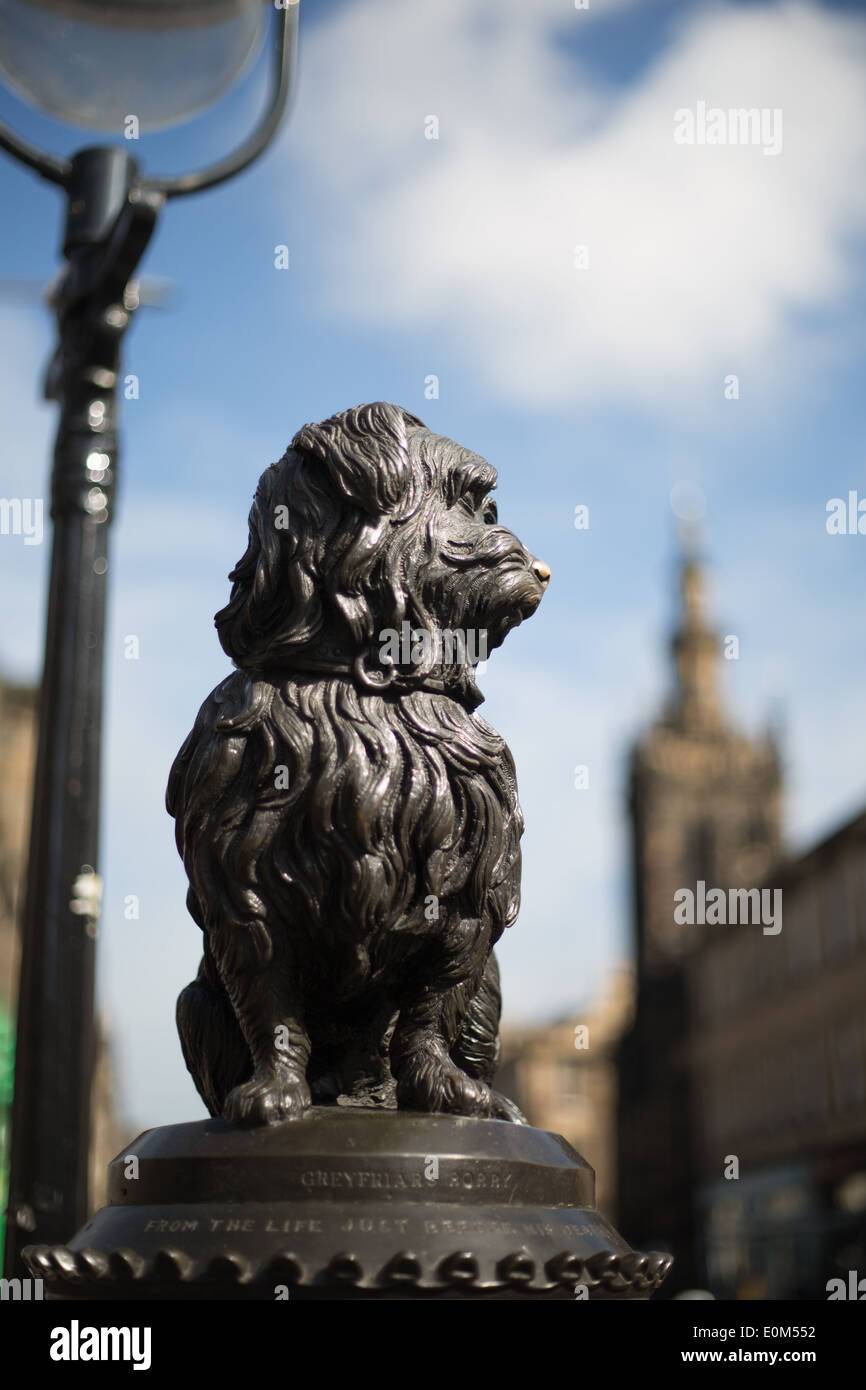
[530, 558, 551, 590]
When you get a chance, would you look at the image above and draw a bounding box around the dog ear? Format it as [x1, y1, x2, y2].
[292, 402, 425, 517]
[215, 455, 330, 668]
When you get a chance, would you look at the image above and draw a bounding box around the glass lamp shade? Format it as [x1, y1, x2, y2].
[0, 0, 269, 132]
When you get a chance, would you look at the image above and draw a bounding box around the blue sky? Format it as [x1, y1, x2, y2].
[0, 0, 865, 1132]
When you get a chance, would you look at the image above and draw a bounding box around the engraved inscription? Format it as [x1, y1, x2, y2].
[135, 1213, 597, 1240]
[295, 1166, 516, 1197]
[339, 1217, 410, 1234]
[143, 1219, 200, 1233]
[263, 1218, 324, 1234]
[300, 1169, 425, 1190]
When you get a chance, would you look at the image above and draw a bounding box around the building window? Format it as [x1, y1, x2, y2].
[823, 863, 858, 960]
[786, 885, 822, 975]
[832, 1019, 865, 1114]
[557, 1060, 585, 1104]
[766, 1049, 794, 1130]
[688, 819, 717, 886]
[848, 848, 866, 943]
[795, 1032, 830, 1124]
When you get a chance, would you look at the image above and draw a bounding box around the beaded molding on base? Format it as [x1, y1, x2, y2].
[23, 1243, 673, 1294]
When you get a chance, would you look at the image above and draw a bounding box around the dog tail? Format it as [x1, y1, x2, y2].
[177, 930, 252, 1117]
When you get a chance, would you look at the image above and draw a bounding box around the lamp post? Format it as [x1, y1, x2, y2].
[1, 0, 300, 1278]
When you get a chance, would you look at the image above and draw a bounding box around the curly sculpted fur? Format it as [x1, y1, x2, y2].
[168, 403, 549, 1125]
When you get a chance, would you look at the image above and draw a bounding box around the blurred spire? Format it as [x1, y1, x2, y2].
[670, 542, 724, 734]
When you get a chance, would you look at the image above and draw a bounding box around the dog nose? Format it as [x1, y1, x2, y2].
[531, 559, 551, 589]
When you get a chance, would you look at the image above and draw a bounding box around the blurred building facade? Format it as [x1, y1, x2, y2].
[688, 807, 866, 1299]
[498, 968, 633, 1219]
[0, 680, 37, 1012]
[0, 673, 124, 1262]
[617, 555, 866, 1299]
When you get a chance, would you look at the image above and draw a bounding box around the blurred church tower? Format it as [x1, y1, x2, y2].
[616, 550, 783, 1291]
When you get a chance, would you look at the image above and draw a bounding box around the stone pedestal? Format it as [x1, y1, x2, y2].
[24, 1107, 672, 1299]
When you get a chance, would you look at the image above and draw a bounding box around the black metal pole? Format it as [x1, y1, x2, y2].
[3, 150, 161, 1276]
[0, 3, 299, 1281]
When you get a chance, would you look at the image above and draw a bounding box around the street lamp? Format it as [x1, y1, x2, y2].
[0, 1, 268, 132]
[0, 0, 300, 1278]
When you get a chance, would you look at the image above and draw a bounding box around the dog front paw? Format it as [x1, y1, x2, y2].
[397, 1053, 500, 1119]
[488, 1089, 528, 1124]
[224, 1070, 311, 1126]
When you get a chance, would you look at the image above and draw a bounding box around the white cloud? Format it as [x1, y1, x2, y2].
[288, 0, 866, 411]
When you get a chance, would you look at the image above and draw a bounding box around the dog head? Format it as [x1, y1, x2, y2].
[215, 402, 550, 707]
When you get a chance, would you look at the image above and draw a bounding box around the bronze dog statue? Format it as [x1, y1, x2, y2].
[168, 403, 550, 1125]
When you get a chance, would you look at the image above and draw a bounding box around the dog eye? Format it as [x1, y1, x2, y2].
[452, 481, 498, 522]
